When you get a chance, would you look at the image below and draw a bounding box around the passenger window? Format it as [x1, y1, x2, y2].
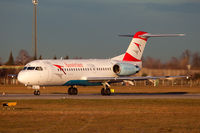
[23, 67, 27, 70]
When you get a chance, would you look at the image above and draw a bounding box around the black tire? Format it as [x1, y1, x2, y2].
[101, 88, 105, 95]
[72, 88, 78, 95]
[68, 87, 72, 95]
[37, 90, 40, 95]
[74, 88, 78, 95]
[34, 90, 37, 95]
[68, 87, 78, 95]
[34, 90, 40, 95]
[105, 88, 111, 96]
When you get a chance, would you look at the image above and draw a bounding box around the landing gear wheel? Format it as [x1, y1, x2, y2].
[68, 87, 72, 95]
[72, 88, 78, 95]
[105, 88, 111, 96]
[101, 88, 105, 95]
[68, 87, 78, 95]
[34, 90, 40, 95]
[101, 88, 111, 96]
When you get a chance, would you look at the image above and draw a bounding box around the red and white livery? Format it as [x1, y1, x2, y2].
[17, 31, 186, 96]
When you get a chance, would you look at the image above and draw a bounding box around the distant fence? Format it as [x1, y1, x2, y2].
[0, 65, 23, 85]
[130, 79, 199, 87]
[134, 68, 200, 87]
[136, 68, 200, 77]
[0, 76, 19, 85]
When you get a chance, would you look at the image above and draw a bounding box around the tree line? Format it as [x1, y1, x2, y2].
[0, 49, 200, 70]
[143, 50, 200, 70]
[0, 49, 71, 66]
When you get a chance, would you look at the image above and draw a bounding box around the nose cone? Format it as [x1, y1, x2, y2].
[17, 71, 26, 84]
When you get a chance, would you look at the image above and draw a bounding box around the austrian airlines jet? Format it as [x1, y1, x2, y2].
[17, 31, 186, 96]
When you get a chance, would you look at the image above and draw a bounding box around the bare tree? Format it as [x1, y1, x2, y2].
[64, 55, 69, 59]
[165, 56, 180, 69]
[143, 56, 162, 69]
[39, 55, 42, 60]
[192, 52, 200, 69]
[15, 49, 32, 65]
[179, 49, 191, 69]
[73, 56, 82, 59]
[53, 55, 57, 59]
[5, 51, 15, 65]
[143, 56, 154, 68]
[142, 50, 199, 70]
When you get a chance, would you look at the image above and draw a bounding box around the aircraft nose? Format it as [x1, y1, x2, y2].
[17, 71, 26, 84]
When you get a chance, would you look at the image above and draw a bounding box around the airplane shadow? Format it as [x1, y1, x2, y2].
[112, 92, 188, 96]
[52, 92, 188, 96]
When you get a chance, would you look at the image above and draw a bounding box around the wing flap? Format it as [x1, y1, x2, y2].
[87, 76, 189, 83]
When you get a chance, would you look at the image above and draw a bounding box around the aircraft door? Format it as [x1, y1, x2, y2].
[42, 61, 52, 83]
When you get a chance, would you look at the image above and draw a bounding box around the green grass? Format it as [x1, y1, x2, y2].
[0, 99, 200, 133]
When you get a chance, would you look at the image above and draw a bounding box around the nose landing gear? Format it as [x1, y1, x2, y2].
[32, 85, 40, 96]
[34, 90, 40, 95]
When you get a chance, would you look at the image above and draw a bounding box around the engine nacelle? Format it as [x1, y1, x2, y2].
[113, 63, 140, 76]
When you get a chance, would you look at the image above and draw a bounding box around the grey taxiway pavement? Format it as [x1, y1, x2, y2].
[1, 93, 200, 100]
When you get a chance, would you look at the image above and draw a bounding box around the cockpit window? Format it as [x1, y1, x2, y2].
[35, 67, 43, 71]
[27, 67, 35, 70]
[23, 66, 43, 71]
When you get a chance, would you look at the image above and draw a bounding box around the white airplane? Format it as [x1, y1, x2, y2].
[17, 31, 187, 96]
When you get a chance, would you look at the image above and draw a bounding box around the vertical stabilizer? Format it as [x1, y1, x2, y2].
[121, 31, 184, 62]
[123, 31, 148, 61]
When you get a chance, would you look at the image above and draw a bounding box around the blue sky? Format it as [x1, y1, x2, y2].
[0, 0, 200, 62]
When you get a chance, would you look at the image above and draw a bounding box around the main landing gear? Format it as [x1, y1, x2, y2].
[68, 86, 78, 95]
[101, 87, 111, 96]
[101, 83, 111, 96]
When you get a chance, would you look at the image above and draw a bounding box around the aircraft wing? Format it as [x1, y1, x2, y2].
[87, 75, 189, 83]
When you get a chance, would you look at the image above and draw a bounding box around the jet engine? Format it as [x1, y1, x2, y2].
[113, 63, 140, 76]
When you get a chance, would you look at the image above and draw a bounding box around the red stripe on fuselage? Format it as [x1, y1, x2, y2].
[53, 64, 66, 75]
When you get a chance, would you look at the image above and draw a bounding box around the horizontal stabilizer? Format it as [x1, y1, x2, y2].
[119, 33, 185, 38]
[141, 33, 185, 38]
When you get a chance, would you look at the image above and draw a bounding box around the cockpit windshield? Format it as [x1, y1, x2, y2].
[23, 66, 43, 71]
[35, 67, 43, 71]
[27, 67, 35, 70]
